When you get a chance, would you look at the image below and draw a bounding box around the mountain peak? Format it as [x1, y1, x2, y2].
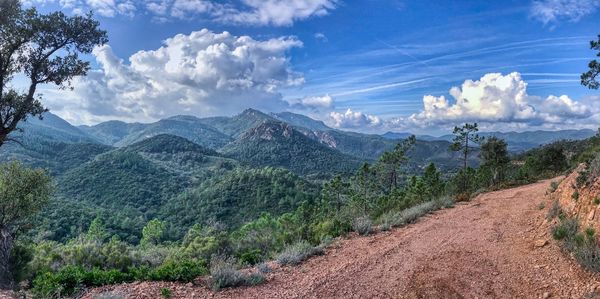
[240, 121, 294, 141]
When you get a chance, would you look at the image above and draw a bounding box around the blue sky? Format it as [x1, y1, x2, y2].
[23, 0, 600, 134]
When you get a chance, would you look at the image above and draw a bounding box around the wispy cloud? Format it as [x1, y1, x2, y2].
[24, 0, 338, 26]
[530, 0, 600, 25]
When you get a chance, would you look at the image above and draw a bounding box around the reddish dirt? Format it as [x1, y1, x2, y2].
[77, 179, 600, 298]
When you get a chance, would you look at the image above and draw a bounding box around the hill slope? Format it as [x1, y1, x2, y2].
[84, 179, 599, 298]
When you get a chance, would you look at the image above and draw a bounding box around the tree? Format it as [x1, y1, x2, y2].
[140, 219, 165, 247]
[0, 0, 108, 146]
[422, 163, 444, 198]
[480, 136, 510, 186]
[0, 161, 52, 288]
[450, 123, 482, 192]
[581, 34, 600, 89]
[353, 162, 376, 214]
[379, 135, 416, 191]
[322, 175, 348, 212]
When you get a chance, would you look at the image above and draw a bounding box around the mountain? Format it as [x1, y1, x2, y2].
[221, 121, 361, 178]
[197, 108, 277, 138]
[11, 112, 99, 144]
[79, 120, 146, 145]
[383, 129, 597, 152]
[272, 111, 332, 131]
[114, 116, 232, 149]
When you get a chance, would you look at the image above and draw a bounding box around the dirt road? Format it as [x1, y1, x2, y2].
[86, 179, 600, 298]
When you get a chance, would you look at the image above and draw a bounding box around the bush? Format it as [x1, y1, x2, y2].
[548, 181, 559, 193]
[546, 200, 562, 220]
[276, 241, 323, 266]
[146, 260, 208, 282]
[160, 288, 172, 299]
[552, 218, 580, 251]
[573, 191, 580, 201]
[31, 260, 208, 297]
[351, 216, 372, 236]
[378, 198, 453, 229]
[209, 256, 264, 291]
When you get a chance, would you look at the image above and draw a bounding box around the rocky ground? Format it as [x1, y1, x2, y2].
[7, 178, 600, 298]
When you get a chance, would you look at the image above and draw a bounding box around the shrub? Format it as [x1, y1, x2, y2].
[160, 288, 172, 299]
[577, 169, 590, 188]
[276, 241, 323, 266]
[351, 216, 372, 236]
[236, 249, 263, 266]
[538, 202, 546, 210]
[548, 181, 559, 193]
[257, 263, 271, 274]
[552, 218, 580, 251]
[209, 256, 264, 291]
[546, 200, 562, 220]
[378, 199, 451, 229]
[595, 197, 600, 205]
[147, 260, 208, 282]
[573, 190, 580, 201]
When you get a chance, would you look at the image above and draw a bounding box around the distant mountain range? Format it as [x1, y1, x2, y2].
[382, 129, 597, 152]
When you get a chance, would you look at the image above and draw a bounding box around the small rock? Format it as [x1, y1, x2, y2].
[535, 239, 548, 248]
[543, 292, 550, 299]
[589, 209, 596, 221]
[186, 282, 193, 287]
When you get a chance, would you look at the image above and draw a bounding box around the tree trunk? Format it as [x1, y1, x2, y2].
[0, 229, 14, 290]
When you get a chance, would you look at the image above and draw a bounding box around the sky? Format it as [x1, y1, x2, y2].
[18, 0, 600, 135]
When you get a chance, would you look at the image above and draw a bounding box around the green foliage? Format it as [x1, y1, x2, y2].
[581, 34, 600, 89]
[161, 167, 318, 237]
[480, 136, 510, 186]
[0, 161, 53, 288]
[141, 219, 165, 247]
[572, 190, 580, 201]
[160, 288, 172, 299]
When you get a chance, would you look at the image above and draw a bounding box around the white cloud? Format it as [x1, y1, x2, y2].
[328, 108, 382, 129]
[289, 94, 333, 110]
[30, 0, 337, 25]
[390, 72, 594, 131]
[217, 0, 337, 26]
[531, 0, 600, 24]
[314, 32, 328, 42]
[46, 29, 304, 124]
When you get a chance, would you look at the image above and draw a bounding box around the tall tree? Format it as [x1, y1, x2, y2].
[422, 162, 444, 198]
[450, 123, 482, 192]
[480, 136, 510, 186]
[581, 34, 600, 89]
[353, 162, 376, 214]
[379, 135, 416, 191]
[0, 161, 52, 289]
[0, 0, 108, 146]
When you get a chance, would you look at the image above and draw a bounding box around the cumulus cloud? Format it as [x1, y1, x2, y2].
[393, 72, 594, 130]
[328, 109, 382, 129]
[48, 29, 304, 124]
[289, 94, 333, 110]
[530, 0, 600, 25]
[218, 0, 337, 26]
[30, 0, 337, 26]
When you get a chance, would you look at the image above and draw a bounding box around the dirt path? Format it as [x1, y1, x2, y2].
[86, 179, 600, 298]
